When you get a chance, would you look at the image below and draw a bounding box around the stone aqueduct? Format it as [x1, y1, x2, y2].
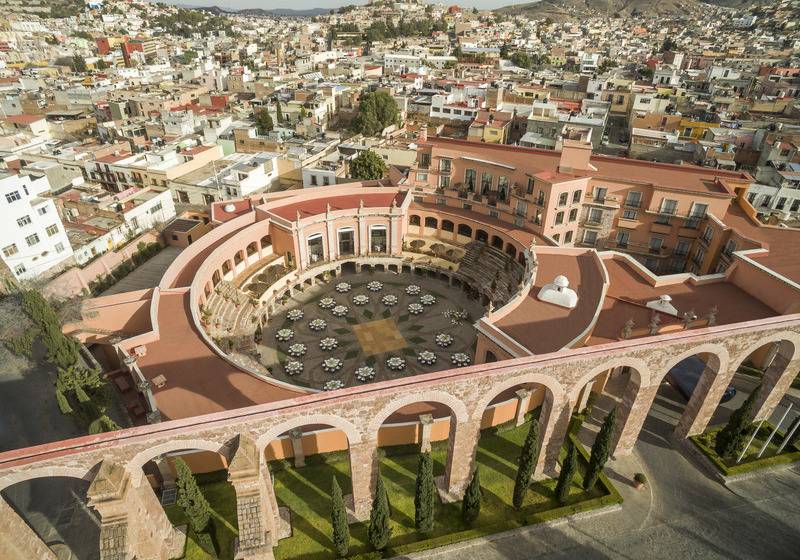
[1, 313, 798, 559]
[2, 192, 800, 559]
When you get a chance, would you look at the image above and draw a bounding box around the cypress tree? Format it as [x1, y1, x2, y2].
[175, 458, 211, 533]
[414, 452, 435, 533]
[512, 418, 540, 509]
[715, 385, 761, 459]
[461, 467, 481, 524]
[275, 99, 283, 122]
[555, 443, 577, 505]
[330, 476, 349, 558]
[583, 407, 617, 491]
[368, 474, 391, 551]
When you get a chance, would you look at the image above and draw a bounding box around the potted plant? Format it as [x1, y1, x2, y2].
[633, 472, 647, 490]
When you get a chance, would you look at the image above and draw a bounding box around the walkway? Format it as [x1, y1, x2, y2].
[409, 376, 800, 560]
[101, 246, 183, 295]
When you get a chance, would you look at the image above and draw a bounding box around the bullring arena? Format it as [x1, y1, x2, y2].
[2, 139, 800, 560]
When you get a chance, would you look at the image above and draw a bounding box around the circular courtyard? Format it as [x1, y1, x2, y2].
[257, 270, 485, 391]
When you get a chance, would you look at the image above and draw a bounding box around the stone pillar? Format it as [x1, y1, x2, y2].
[289, 429, 305, 468]
[673, 364, 735, 441]
[0, 496, 57, 560]
[228, 436, 276, 559]
[348, 441, 378, 520]
[534, 395, 571, 478]
[419, 414, 434, 453]
[514, 388, 532, 427]
[752, 354, 800, 422]
[153, 457, 175, 489]
[610, 382, 660, 457]
[443, 417, 482, 499]
[576, 380, 594, 412]
[87, 460, 185, 560]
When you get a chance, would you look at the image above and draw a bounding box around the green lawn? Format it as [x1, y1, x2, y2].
[164, 473, 239, 560]
[163, 418, 621, 560]
[272, 418, 619, 559]
[691, 423, 800, 476]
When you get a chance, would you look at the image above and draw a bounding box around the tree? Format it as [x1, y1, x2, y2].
[583, 407, 616, 491]
[461, 467, 481, 524]
[715, 385, 761, 459]
[368, 474, 391, 550]
[511, 51, 531, 69]
[351, 90, 399, 136]
[96, 59, 108, 70]
[175, 458, 211, 533]
[255, 108, 273, 135]
[72, 55, 87, 73]
[500, 43, 511, 58]
[275, 99, 283, 123]
[452, 45, 462, 60]
[512, 418, 540, 509]
[330, 476, 350, 557]
[414, 452, 435, 533]
[555, 442, 577, 505]
[661, 37, 678, 53]
[350, 149, 387, 180]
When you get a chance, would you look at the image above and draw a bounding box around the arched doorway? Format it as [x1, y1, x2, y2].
[1, 474, 99, 559]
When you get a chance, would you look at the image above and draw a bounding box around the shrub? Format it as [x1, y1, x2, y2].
[5, 327, 38, 357]
[555, 442, 577, 505]
[716, 385, 761, 459]
[414, 452, 435, 533]
[368, 474, 391, 550]
[330, 476, 349, 557]
[634, 472, 647, 485]
[461, 467, 481, 524]
[584, 407, 616, 491]
[175, 458, 212, 533]
[512, 418, 540, 509]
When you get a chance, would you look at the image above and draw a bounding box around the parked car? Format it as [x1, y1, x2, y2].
[665, 355, 737, 403]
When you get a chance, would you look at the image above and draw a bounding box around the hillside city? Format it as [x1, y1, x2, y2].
[0, 1, 799, 560]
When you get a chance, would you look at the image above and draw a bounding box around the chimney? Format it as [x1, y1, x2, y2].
[558, 139, 593, 173]
[418, 127, 427, 143]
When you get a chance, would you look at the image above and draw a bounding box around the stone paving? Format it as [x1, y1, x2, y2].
[258, 271, 485, 391]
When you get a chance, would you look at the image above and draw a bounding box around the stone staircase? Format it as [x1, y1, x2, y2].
[204, 281, 262, 340]
[458, 242, 524, 303]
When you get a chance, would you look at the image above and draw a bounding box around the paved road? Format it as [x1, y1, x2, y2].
[405, 379, 800, 560]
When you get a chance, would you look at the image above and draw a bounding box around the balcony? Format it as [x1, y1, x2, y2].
[650, 221, 672, 235]
[586, 193, 620, 208]
[623, 198, 642, 209]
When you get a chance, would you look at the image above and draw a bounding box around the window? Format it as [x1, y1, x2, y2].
[616, 231, 629, 248]
[526, 177, 534, 194]
[565, 230, 573, 243]
[13, 264, 25, 276]
[178, 191, 190, 203]
[776, 197, 787, 210]
[553, 233, 560, 242]
[465, 168, 477, 190]
[439, 159, 451, 173]
[480, 172, 492, 193]
[323, 176, 331, 186]
[660, 198, 678, 215]
[415, 172, 428, 182]
[2, 243, 18, 257]
[722, 239, 737, 257]
[16, 215, 32, 227]
[5, 191, 21, 203]
[702, 226, 713, 243]
[594, 187, 607, 202]
[569, 208, 578, 222]
[37, 206, 48, 216]
[624, 191, 642, 208]
[689, 203, 708, 218]
[791, 200, 800, 212]
[45, 224, 59, 237]
[558, 192, 568, 206]
[419, 153, 431, 169]
[588, 208, 602, 223]
[150, 202, 163, 214]
[55, 242, 65, 253]
[536, 190, 545, 206]
[649, 237, 663, 253]
[439, 175, 450, 188]
[622, 209, 637, 220]
[583, 230, 598, 245]
[25, 233, 40, 246]
[747, 192, 757, 203]
[555, 211, 564, 225]
[498, 176, 509, 200]
[693, 246, 706, 265]
[675, 239, 690, 256]
[572, 190, 582, 203]
[310, 174, 318, 186]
